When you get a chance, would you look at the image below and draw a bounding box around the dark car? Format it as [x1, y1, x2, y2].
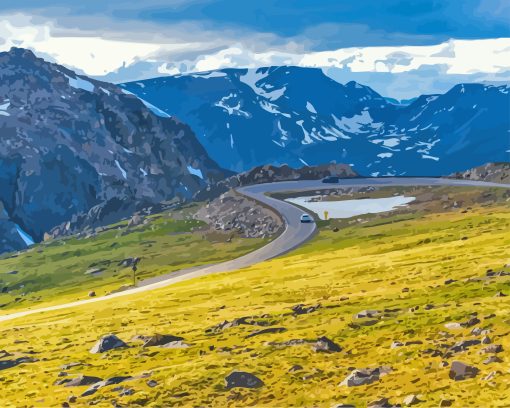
[322, 176, 339, 183]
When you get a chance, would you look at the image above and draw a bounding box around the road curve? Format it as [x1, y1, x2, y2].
[0, 177, 508, 322]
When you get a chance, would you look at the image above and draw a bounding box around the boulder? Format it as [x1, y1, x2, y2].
[403, 394, 421, 406]
[159, 341, 191, 349]
[225, 371, 264, 389]
[88, 291, 96, 297]
[354, 310, 381, 319]
[89, 334, 127, 353]
[449, 361, 479, 380]
[312, 336, 342, 353]
[291, 304, 321, 315]
[64, 374, 102, 387]
[481, 344, 503, 354]
[135, 334, 184, 347]
[340, 367, 391, 387]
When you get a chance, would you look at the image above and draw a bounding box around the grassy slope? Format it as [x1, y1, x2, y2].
[0, 207, 267, 312]
[0, 192, 509, 407]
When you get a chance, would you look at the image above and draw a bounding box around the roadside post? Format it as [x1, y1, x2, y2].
[324, 210, 329, 220]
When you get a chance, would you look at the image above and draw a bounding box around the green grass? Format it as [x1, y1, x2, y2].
[0, 206, 268, 311]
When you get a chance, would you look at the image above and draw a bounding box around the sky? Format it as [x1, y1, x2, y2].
[0, 0, 509, 98]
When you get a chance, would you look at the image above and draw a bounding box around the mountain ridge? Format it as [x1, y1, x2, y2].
[0, 47, 228, 254]
[122, 66, 510, 175]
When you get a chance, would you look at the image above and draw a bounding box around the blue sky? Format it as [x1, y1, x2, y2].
[0, 0, 509, 97]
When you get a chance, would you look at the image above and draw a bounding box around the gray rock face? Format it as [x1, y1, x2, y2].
[0, 47, 227, 254]
[89, 334, 127, 353]
[225, 371, 264, 389]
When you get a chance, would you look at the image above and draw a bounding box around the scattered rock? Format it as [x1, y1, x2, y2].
[391, 341, 404, 349]
[367, 397, 397, 408]
[225, 371, 264, 389]
[245, 327, 287, 338]
[483, 355, 502, 364]
[354, 310, 381, 319]
[64, 375, 102, 387]
[447, 339, 481, 354]
[340, 367, 392, 387]
[482, 371, 498, 381]
[494, 291, 507, 297]
[67, 396, 77, 403]
[88, 291, 96, 297]
[444, 322, 463, 330]
[462, 317, 480, 328]
[481, 335, 491, 344]
[81, 376, 132, 397]
[403, 394, 421, 406]
[0, 357, 37, 371]
[449, 361, 479, 380]
[134, 334, 184, 347]
[128, 214, 143, 227]
[481, 344, 503, 354]
[439, 399, 453, 407]
[146, 379, 158, 388]
[207, 316, 272, 333]
[84, 268, 104, 276]
[291, 303, 321, 315]
[89, 334, 128, 353]
[159, 341, 191, 349]
[312, 336, 342, 353]
[288, 364, 303, 372]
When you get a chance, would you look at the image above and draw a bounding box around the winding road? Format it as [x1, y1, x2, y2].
[0, 177, 508, 323]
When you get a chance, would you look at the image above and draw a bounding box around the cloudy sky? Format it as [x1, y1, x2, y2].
[1, 0, 509, 98]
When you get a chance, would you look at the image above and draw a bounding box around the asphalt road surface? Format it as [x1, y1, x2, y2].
[0, 177, 508, 322]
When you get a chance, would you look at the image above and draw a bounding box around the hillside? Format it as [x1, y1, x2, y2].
[0, 48, 227, 254]
[122, 66, 510, 175]
[448, 162, 510, 184]
[0, 185, 509, 406]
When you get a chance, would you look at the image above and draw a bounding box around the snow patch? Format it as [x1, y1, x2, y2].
[377, 152, 393, 158]
[15, 224, 34, 246]
[115, 160, 128, 179]
[306, 101, 317, 114]
[187, 165, 203, 179]
[67, 75, 95, 92]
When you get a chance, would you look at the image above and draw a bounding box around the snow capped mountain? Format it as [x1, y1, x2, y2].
[121, 66, 510, 175]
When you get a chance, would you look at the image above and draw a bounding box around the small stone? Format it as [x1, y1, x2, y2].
[439, 399, 453, 407]
[146, 379, 158, 388]
[68, 396, 77, 403]
[64, 375, 102, 387]
[88, 291, 96, 297]
[481, 336, 491, 344]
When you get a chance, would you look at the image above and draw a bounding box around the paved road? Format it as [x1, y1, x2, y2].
[0, 177, 507, 323]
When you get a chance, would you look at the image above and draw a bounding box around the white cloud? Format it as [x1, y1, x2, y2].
[0, 13, 509, 98]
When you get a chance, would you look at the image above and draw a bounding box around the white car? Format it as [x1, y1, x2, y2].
[300, 214, 313, 223]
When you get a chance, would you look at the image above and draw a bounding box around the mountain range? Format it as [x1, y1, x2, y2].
[0, 48, 227, 254]
[121, 66, 510, 175]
